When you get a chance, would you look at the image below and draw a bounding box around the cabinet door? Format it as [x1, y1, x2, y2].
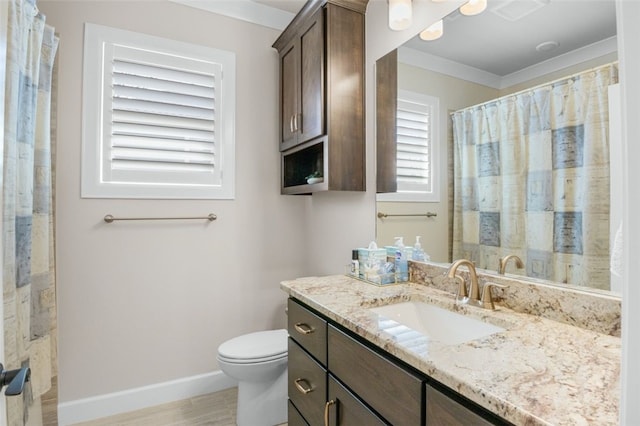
[327, 375, 386, 426]
[289, 338, 327, 425]
[288, 399, 309, 426]
[328, 325, 423, 425]
[376, 48, 398, 193]
[280, 40, 299, 150]
[298, 8, 324, 145]
[426, 385, 495, 426]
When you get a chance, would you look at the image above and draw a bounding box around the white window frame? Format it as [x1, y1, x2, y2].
[81, 23, 236, 199]
[377, 89, 440, 203]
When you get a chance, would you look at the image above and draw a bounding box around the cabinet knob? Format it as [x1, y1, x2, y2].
[289, 115, 295, 133]
[294, 378, 314, 394]
[294, 322, 314, 335]
[293, 113, 299, 131]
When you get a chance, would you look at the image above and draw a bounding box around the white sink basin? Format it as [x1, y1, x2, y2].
[370, 301, 505, 345]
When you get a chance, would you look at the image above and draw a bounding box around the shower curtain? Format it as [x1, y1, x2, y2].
[452, 63, 617, 290]
[3, 0, 58, 423]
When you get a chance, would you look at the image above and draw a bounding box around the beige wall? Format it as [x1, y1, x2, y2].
[39, 1, 310, 403]
[376, 63, 499, 262]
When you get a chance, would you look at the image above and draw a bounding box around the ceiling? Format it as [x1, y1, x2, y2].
[253, 0, 617, 78]
[253, 0, 307, 14]
[404, 0, 617, 76]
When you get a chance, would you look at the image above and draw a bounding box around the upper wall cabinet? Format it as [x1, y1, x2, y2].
[273, 0, 368, 195]
[278, 9, 324, 152]
[375, 48, 398, 194]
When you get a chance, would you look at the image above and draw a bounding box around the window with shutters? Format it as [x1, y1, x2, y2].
[81, 23, 235, 199]
[378, 90, 440, 202]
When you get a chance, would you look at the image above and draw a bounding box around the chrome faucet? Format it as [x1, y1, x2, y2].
[447, 259, 505, 310]
[498, 254, 524, 275]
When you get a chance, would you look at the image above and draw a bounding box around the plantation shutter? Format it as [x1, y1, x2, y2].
[396, 97, 432, 193]
[103, 44, 222, 187]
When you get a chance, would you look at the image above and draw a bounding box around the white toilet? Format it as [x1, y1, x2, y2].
[217, 329, 288, 426]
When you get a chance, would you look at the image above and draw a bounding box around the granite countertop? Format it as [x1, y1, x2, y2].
[281, 274, 621, 426]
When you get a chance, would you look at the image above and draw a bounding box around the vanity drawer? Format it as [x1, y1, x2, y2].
[328, 325, 424, 425]
[288, 298, 327, 365]
[426, 385, 502, 426]
[288, 337, 327, 425]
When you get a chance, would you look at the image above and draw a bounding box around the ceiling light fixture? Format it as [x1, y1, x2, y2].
[388, 0, 412, 31]
[460, 0, 487, 16]
[419, 20, 444, 41]
[536, 40, 559, 52]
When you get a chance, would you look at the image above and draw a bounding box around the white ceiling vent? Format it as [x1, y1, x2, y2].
[490, 0, 549, 22]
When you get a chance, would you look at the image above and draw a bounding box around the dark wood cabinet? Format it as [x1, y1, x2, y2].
[288, 338, 327, 424]
[426, 385, 495, 426]
[287, 297, 511, 426]
[328, 325, 423, 425]
[273, 0, 367, 194]
[279, 9, 324, 152]
[288, 296, 328, 365]
[327, 375, 386, 426]
[376, 48, 398, 193]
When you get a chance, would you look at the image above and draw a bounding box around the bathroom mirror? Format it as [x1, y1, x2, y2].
[375, 0, 619, 292]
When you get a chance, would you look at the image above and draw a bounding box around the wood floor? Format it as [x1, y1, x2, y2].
[41, 377, 242, 426]
[73, 388, 239, 426]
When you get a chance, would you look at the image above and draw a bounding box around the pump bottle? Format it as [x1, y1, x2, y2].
[394, 237, 408, 282]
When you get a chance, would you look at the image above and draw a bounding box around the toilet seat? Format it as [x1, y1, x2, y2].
[218, 352, 287, 365]
[218, 329, 287, 364]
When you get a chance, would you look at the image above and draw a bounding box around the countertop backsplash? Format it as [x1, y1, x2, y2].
[408, 261, 621, 336]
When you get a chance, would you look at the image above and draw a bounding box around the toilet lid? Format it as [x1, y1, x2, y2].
[218, 329, 288, 361]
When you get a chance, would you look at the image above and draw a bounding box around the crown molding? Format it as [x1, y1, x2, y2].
[399, 36, 618, 90]
[169, 0, 295, 30]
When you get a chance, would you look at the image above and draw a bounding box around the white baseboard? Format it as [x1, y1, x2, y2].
[57, 370, 237, 425]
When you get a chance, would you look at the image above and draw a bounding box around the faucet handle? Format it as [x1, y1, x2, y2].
[454, 276, 468, 300]
[480, 282, 507, 310]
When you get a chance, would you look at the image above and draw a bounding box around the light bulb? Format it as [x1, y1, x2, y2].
[460, 0, 487, 16]
[419, 20, 443, 41]
[388, 0, 412, 31]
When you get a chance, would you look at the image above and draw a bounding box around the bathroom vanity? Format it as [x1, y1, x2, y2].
[287, 297, 504, 425]
[281, 269, 620, 425]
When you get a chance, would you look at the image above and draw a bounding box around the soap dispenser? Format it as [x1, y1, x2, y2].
[412, 236, 426, 261]
[394, 237, 408, 282]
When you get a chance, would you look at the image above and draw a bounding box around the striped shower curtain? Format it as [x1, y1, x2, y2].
[451, 63, 618, 290]
[3, 0, 58, 423]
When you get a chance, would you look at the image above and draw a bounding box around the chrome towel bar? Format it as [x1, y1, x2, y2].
[377, 212, 437, 219]
[104, 213, 217, 223]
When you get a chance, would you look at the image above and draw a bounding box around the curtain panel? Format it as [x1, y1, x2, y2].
[452, 64, 618, 290]
[3, 0, 58, 423]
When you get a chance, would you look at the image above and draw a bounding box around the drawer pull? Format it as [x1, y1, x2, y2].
[324, 399, 336, 426]
[294, 378, 314, 395]
[294, 322, 314, 335]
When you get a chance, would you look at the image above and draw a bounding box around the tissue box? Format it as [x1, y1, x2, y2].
[358, 247, 386, 279]
[384, 246, 414, 260]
